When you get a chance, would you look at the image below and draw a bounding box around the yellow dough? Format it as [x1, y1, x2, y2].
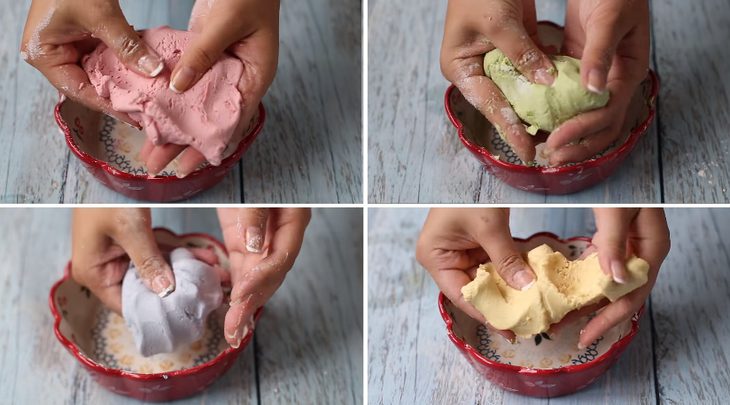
[461, 244, 649, 337]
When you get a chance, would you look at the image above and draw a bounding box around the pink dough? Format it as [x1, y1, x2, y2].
[82, 26, 243, 166]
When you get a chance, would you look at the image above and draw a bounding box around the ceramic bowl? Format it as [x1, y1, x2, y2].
[55, 98, 265, 202]
[50, 228, 261, 402]
[439, 232, 643, 398]
[445, 22, 659, 195]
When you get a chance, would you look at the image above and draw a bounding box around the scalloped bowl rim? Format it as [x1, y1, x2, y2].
[438, 231, 643, 376]
[55, 98, 266, 183]
[49, 227, 261, 381]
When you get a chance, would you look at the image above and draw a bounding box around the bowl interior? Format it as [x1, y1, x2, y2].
[446, 235, 633, 370]
[449, 23, 654, 167]
[59, 99, 261, 176]
[54, 229, 237, 374]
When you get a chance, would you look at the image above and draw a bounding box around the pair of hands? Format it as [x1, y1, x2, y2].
[71, 208, 310, 348]
[441, 0, 650, 165]
[21, 0, 279, 177]
[416, 208, 670, 348]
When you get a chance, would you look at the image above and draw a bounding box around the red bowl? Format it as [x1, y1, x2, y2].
[445, 22, 659, 195]
[439, 232, 643, 398]
[55, 98, 265, 202]
[49, 228, 261, 402]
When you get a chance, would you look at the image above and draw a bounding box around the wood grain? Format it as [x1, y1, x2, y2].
[0, 208, 362, 404]
[652, 0, 730, 203]
[0, 0, 362, 203]
[367, 208, 730, 404]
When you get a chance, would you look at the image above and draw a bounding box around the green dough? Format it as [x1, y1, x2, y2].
[484, 49, 610, 135]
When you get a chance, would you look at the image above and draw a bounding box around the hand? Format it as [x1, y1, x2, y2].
[21, 0, 164, 126]
[143, 0, 280, 177]
[71, 208, 175, 313]
[416, 208, 536, 340]
[571, 208, 670, 349]
[544, 0, 650, 165]
[440, 0, 556, 162]
[216, 208, 310, 348]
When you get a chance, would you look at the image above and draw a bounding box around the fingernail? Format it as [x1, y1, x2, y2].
[587, 69, 605, 93]
[153, 275, 174, 298]
[514, 270, 535, 291]
[535, 68, 555, 86]
[176, 169, 189, 179]
[230, 329, 243, 349]
[169, 66, 196, 93]
[138, 55, 164, 77]
[577, 342, 586, 350]
[611, 260, 627, 284]
[245, 226, 263, 253]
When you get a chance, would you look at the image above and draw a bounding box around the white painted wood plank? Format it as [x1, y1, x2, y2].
[653, 209, 730, 401]
[243, 0, 362, 203]
[368, 208, 657, 404]
[367, 0, 661, 203]
[0, 0, 67, 203]
[256, 208, 364, 404]
[653, 0, 730, 203]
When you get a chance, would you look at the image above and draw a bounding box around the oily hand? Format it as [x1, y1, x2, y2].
[216, 208, 310, 348]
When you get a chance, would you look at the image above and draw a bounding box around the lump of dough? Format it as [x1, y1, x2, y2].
[122, 247, 223, 357]
[461, 244, 649, 338]
[82, 26, 243, 166]
[483, 49, 610, 135]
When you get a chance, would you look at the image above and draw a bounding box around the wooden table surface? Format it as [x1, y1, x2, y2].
[0, 0, 362, 203]
[368, 208, 730, 404]
[368, 0, 730, 203]
[0, 208, 363, 404]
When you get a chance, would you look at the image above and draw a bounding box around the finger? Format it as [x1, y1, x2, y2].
[169, 26, 235, 93]
[580, 12, 626, 93]
[42, 63, 138, 127]
[548, 300, 607, 334]
[175, 148, 208, 178]
[545, 108, 613, 152]
[547, 126, 618, 166]
[110, 212, 176, 297]
[94, 284, 123, 315]
[466, 212, 535, 290]
[225, 210, 309, 347]
[188, 247, 219, 266]
[145, 144, 185, 176]
[89, 8, 164, 77]
[484, 4, 555, 85]
[579, 297, 638, 349]
[429, 266, 487, 325]
[592, 208, 639, 283]
[138, 138, 155, 163]
[450, 66, 535, 162]
[235, 209, 270, 254]
[490, 324, 516, 343]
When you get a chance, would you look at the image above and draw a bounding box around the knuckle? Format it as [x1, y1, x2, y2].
[117, 36, 142, 60]
[497, 253, 522, 274]
[189, 47, 216, 71]
[136, 255, 164, 277]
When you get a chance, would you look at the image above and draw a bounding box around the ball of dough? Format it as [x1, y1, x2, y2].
[122, 247, 223, 357]
[483, 49, 610, 135]
[462, 244, 648, 337]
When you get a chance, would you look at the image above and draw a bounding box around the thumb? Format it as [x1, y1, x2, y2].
[91, 9, 164, 78]
[169, 28, 233, 93]
[580, 12, 626, 93]
[113, 226, 176, 298]
[592, 208, 639, 284]
[468, 214, 535, 290]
